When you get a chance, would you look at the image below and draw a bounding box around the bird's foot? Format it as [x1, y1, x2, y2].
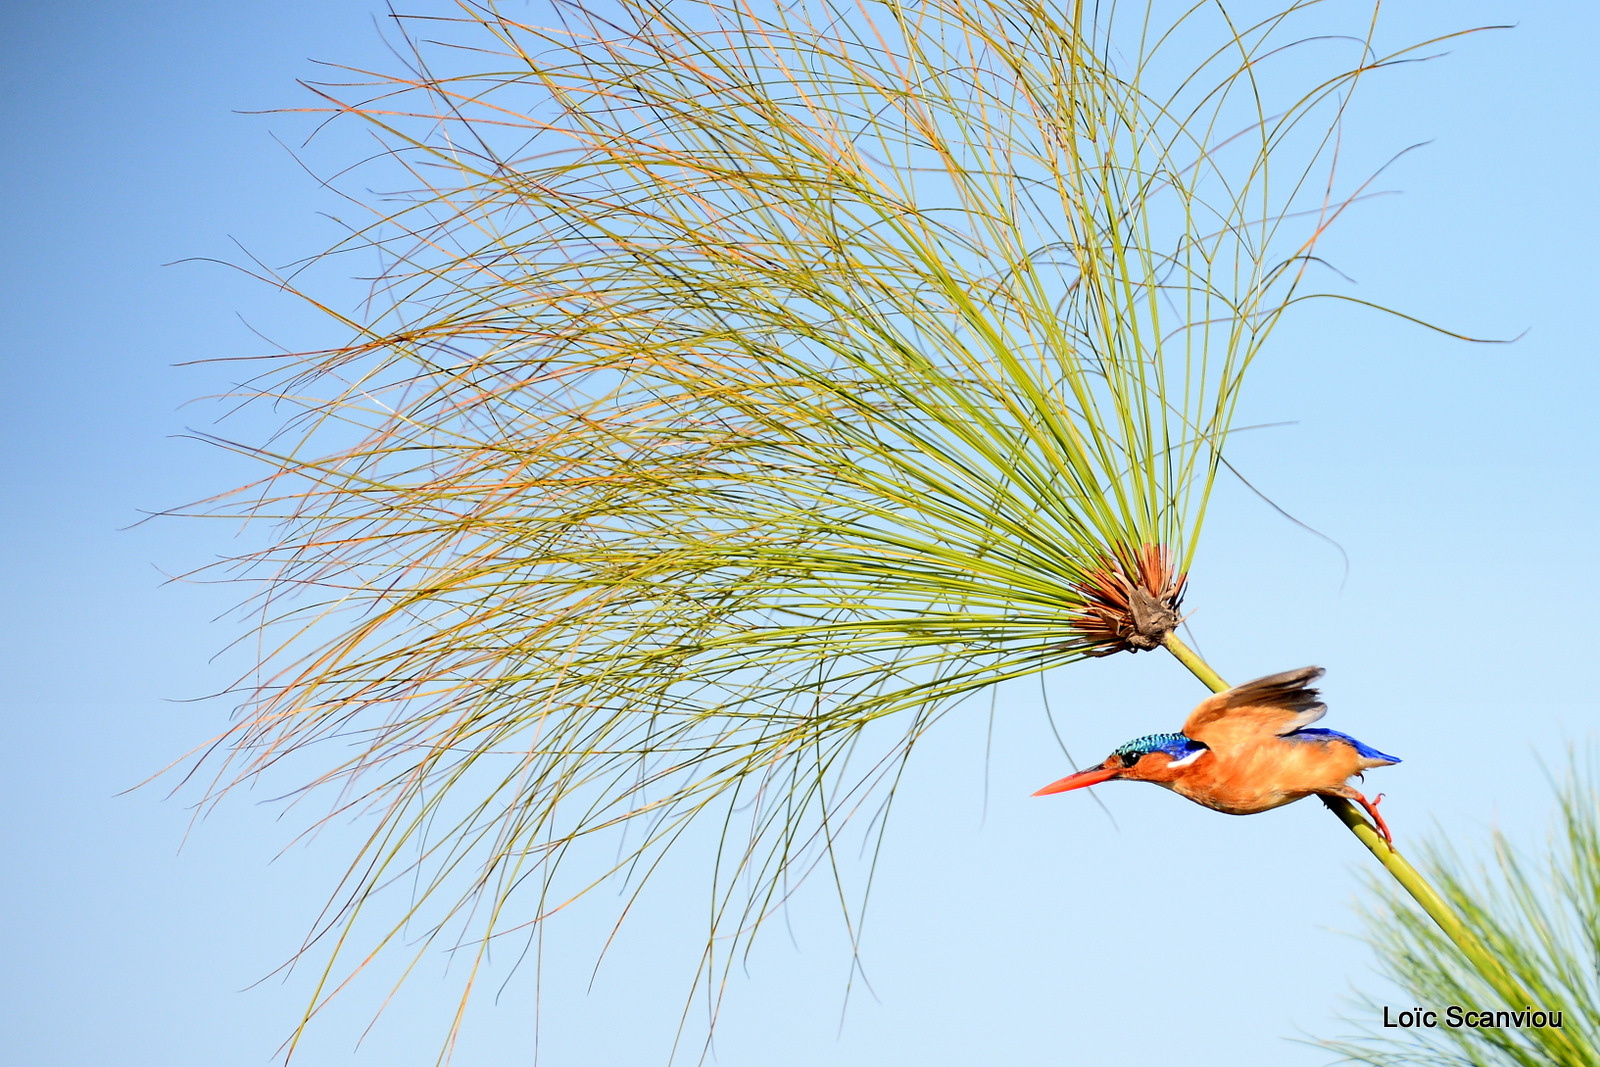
[1353, 790, 1394, 849]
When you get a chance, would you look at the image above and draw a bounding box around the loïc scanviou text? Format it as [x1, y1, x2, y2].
[1383, 1006, 1564, 1030]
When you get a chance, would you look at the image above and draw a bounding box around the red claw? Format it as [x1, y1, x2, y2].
[1352, 790, 1394, 849]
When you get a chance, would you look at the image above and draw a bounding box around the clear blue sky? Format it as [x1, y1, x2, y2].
[2, 2, 1596, 1065]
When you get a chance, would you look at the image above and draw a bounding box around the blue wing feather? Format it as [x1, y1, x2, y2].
[1288, 727, 1401, 764]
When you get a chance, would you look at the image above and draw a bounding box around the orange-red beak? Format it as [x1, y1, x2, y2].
[1032, 765, 1120, 796]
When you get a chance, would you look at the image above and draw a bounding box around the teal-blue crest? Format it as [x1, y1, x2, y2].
[1112, 732, 1204, 764]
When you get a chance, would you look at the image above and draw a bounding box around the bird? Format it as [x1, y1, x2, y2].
[1032, 667, 1401, 845]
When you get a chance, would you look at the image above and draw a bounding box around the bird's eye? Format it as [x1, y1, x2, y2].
[1120, 751, 1142, 768]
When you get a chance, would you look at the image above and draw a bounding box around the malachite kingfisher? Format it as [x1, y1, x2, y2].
[1033, 667, 1401, 845]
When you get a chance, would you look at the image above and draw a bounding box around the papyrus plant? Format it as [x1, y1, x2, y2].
[1321, 748, 1600, 1067]
[180, 0, 1488, 1056]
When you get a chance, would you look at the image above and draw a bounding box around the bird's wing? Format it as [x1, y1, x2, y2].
[1181, 667, 1327, 751]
